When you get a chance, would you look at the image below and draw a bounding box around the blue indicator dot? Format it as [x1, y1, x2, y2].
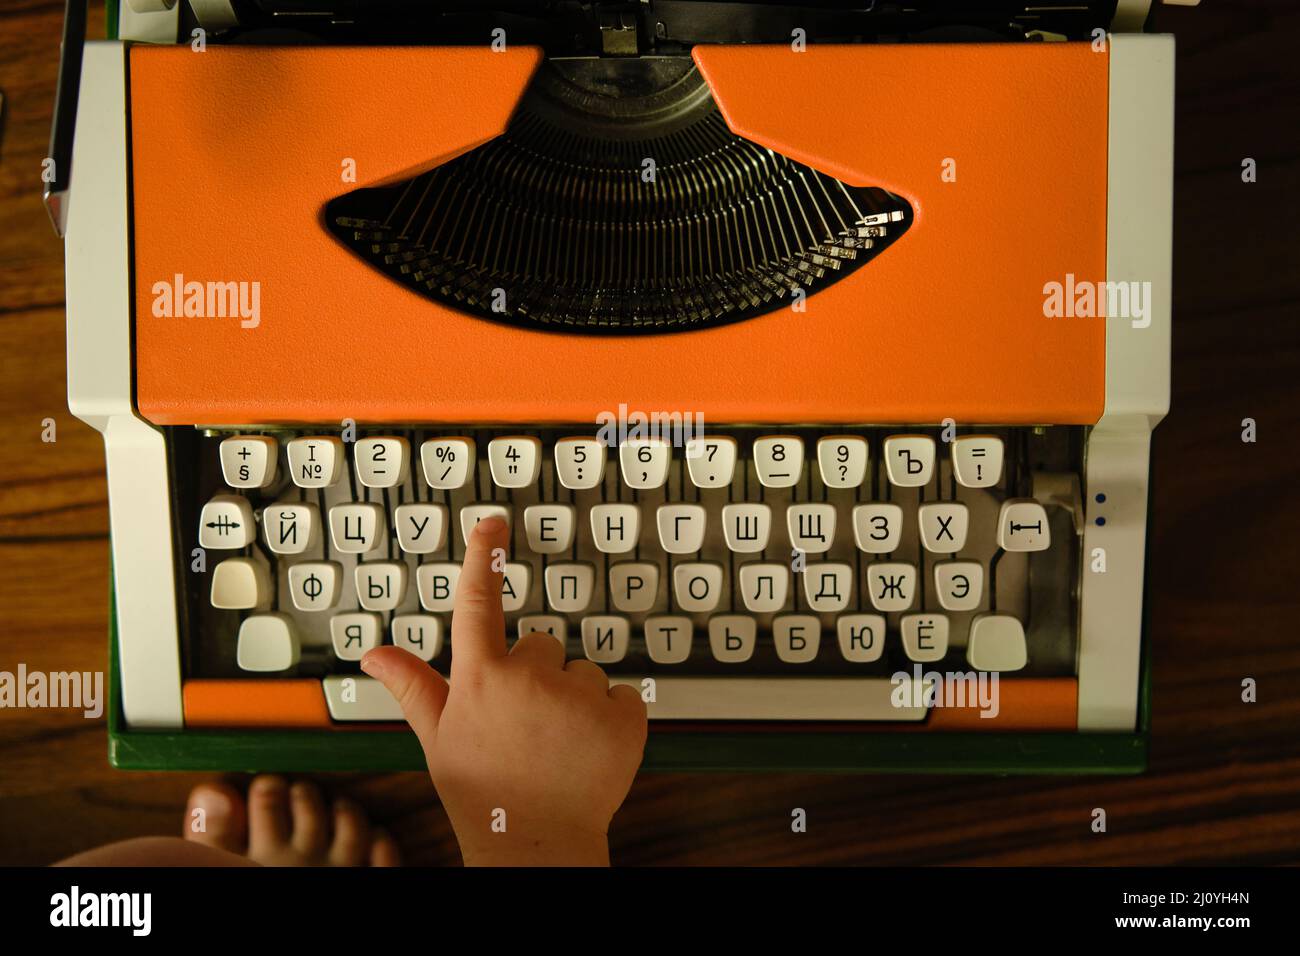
[1095, 493, 1107, 503]
[1095, 516, 1106, 527]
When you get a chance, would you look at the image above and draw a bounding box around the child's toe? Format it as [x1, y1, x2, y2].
[288, 780, 330, 857]
[246, 775, 293, 856]
[182, 782, 247, 854]
[327, 797, 371, 866]
[369, 828, 402, 867]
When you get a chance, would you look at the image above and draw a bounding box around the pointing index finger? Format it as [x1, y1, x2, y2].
[451, 515, 510, 674]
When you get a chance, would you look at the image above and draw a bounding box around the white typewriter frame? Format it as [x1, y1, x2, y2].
[66, 36, 1173, 733]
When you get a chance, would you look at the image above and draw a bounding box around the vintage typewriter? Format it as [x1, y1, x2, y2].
[51, 0, 1177, 772]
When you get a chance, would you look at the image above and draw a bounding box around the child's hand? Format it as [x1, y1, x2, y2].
[361, 516, 647, 866]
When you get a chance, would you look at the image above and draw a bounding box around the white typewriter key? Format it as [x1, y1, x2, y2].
[608, 562, 659, 613]
[517, 615, 567, 646]
[673, 562, 725, 613]
[590, 503, 640, 554]
[901, 614, 950, 663]
[544, 562, 595, 612]
[322, 676, 402, 721]
[645, 615, 694, 664]
[581, 616, 630, 664]
[488, 436, 542, 489]
[219, 436, 278, 489]
[787, 503, 836, 554]
[619, 438, 671, 490]
[802, 562, 853, 613]
[330, 612, 382, 662]
[836, 614, 887, 663]
[737, 562, 789, 613]
[524, 504, 576, 554]
[866, 562, 917, 612]
[288, 561, 342, 612]
[236, 614, 300, 672]
[417, 562, 460, 613]
[722, 503, 772, 553]
[355, 561, 408, 612]
[287, 436, 344, 489]
[708, 615, 757, 663]
[261, 502, 319, 555]
[934, 561, 984, 612]
[459, 504, 512, 546]
[883, 435, 936, 487]
[393, 503, 447, 554]
[967, 614, 1028, 672]
[210, 558, 272, 610]
[392, 615, 443, 661]
[952, 435, 1004, 488]
[198, 494, 256, 550]
[555, 437, 606, 491]
[501, 562, 531, 613]
[685, 436, 738, 489]
[329, 502, 387, 554]
[421, 437, 476, 491]
[917, 502, 970, 554]
[657, 504, 707, 554]
[354, 436, 410, 488]
[816, 436, 868, 489]
[753, 435, 804, 488]
[852, 503, 903, 553]
[997, 499, 1052, 552]
[773, 614, 820, 663]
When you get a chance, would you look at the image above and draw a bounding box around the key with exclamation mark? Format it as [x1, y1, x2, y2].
[952, 435, 1004, 489]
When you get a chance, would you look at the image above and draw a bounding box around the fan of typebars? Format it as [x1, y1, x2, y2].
[325, 59, 911, 334]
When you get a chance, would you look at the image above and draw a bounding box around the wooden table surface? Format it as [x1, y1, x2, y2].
[1, 1, 1297, 866]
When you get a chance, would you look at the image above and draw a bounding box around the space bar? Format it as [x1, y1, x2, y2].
[608, 676, 931, 721]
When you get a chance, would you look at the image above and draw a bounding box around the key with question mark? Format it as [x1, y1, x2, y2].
[817, 435, 869, 489]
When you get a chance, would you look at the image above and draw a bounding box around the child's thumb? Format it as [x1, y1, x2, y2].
[361, 646, 449, 746]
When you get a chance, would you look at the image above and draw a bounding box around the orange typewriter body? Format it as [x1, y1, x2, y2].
[129, 43, 1109, 428]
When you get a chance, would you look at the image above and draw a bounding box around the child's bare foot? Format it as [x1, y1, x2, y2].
[182, 775, 400, 867]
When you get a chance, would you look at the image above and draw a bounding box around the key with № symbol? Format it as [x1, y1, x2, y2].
[286, 437, 344, 488]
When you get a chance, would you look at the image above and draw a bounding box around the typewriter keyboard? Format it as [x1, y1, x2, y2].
[180, 425, 1083, 722]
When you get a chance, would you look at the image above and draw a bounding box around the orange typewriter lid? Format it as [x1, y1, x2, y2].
[130, 43, 1107, 426]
